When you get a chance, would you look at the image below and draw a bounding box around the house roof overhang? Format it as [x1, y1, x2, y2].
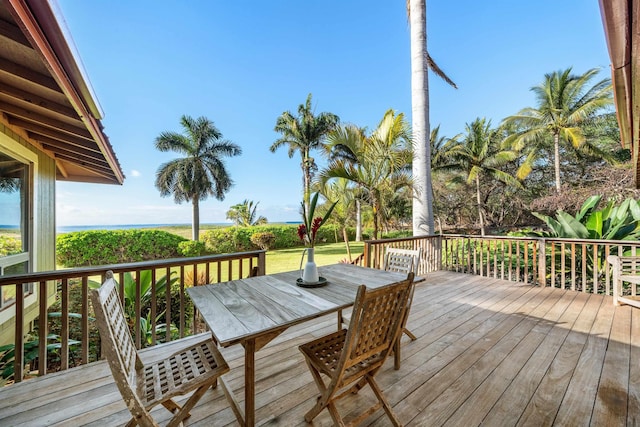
[599, 0, 640, 188]
[0, 0, 124, 184]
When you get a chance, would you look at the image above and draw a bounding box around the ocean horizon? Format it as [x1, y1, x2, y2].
[55, 223, 227, 233]
[0, 221, 304, 234]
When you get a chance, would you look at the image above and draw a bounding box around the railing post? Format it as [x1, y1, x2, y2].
[538, 238, 547, 287]
[364, 241, 372, 268]
[258, 251, 266, 275]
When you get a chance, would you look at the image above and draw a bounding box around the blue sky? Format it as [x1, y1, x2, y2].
[53, 0, 611, 226]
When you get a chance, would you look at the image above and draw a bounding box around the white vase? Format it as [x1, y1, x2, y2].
[300, 247, 320, 283]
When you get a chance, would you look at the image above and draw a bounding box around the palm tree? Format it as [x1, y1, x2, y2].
[445, 118, 520, 236]
[155, 115, 242, 241]
[321, 110, 412, 239]
[408, 0, 457, 237]
[503, 67, 613, 191]
[270, 94, 339, 212]
[226, 200, 267, 227]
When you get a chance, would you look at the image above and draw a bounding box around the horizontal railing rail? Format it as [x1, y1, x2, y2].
[0, 250, 266, 384]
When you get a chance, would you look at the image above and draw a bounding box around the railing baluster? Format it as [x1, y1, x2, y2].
[165, 267, 171, 342]
[605, 245, 611, 296]
[180, 265, 185, 338]
[134, 270, 141, 349]
[571, 243, 576, 291]
[150, 269, 157, 346]
[551, 243, 556, 288]
[38, 280, 48, 376]
[81, 276, 89, 365]
[15, 283, 24, 383]
[593, 244, 599, 293]
[582, 244, 587, 292]
[561, 242, 566, 289]
[501, 240, 505, 280]
[61, 278, 69, 370]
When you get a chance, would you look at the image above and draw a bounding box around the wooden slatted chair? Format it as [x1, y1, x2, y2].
[609, 255, 640, 307]
[384, 249, 421, 335]
[299, 273, 414, 426]
[384, 248, 422, 368]
[90, 271, 235, 427]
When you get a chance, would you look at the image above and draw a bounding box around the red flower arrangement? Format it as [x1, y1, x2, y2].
[298, 192, 337, 248]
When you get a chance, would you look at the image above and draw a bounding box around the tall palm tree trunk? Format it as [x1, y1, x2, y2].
[355, 199, 362, 241]
[410, 0, 435, 237]
[553, 132, 561, 192]
[372, 195, 380, 240]
[342, 227, 352, 261]
[476, 175, 485, 236]
[192, 198, 200, 241]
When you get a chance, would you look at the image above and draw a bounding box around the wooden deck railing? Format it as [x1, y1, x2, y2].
[0, 250, 266, 383]
[4, 234, 640, 386]
[366, 234, 640, 294]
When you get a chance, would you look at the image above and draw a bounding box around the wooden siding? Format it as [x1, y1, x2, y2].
[0, 271, 637, 426]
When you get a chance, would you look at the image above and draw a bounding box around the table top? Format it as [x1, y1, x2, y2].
[187, 263, 409, 347]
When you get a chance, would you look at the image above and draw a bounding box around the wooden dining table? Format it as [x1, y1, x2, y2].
[187, 263, 410, 427]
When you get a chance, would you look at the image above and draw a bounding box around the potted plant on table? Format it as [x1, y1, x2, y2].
[297, 192, 337, 284]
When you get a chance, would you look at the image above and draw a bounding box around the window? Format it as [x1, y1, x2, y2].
[0, 149, 32, 308]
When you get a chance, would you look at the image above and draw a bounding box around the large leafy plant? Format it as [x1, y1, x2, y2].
[530, 195, 640, 241]
[519, 196, 640, 289]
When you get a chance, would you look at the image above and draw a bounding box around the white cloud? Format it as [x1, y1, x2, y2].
[130, 170, 141, 177]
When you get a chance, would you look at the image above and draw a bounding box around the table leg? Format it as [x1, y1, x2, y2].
[245, 338, 256, 427]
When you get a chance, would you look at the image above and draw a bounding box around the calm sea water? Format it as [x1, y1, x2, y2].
[54, 223, 228, 233]
[0, 222, 303, 234]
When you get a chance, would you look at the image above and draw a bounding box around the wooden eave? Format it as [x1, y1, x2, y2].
[599, 0, 640, 188]
[0, 0, 124, 184]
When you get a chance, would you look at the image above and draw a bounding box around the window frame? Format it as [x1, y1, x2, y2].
[0, 132, 38, 311]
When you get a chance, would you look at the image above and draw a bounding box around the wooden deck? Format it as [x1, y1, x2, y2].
[0, 270, 637, 426]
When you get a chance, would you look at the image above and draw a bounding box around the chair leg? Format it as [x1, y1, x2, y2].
[403, 327, 417, 341]
[394, 337, 401, 370]
[326, 401, 346, 427]
[165, 384, 209, 427]
[366, 376, 402, 427]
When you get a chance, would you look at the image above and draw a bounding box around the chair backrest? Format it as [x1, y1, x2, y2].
[383, 247, 421, 275]
[339, 273, 414, 371]
[90, 271, 139, 391]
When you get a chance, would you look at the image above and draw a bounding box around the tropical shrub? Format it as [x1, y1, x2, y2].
[178, 240, 206, 257]
[56, 230, 187, 267]
[0, 236, 21, 257]
[0, 329, 81, 380]
[250, 232, 276, 250]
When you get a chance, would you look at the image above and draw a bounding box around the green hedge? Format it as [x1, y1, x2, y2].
[202, 224, 354, 254]
[56, 230, 187, 267]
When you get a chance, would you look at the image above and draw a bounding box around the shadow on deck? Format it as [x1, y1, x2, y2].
[0, 270, 637, 426]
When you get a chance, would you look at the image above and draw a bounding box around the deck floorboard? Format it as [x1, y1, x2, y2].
[0, 271, 637, 427]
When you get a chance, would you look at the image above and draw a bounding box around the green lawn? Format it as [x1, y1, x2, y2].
[265, 241, 364, 274]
